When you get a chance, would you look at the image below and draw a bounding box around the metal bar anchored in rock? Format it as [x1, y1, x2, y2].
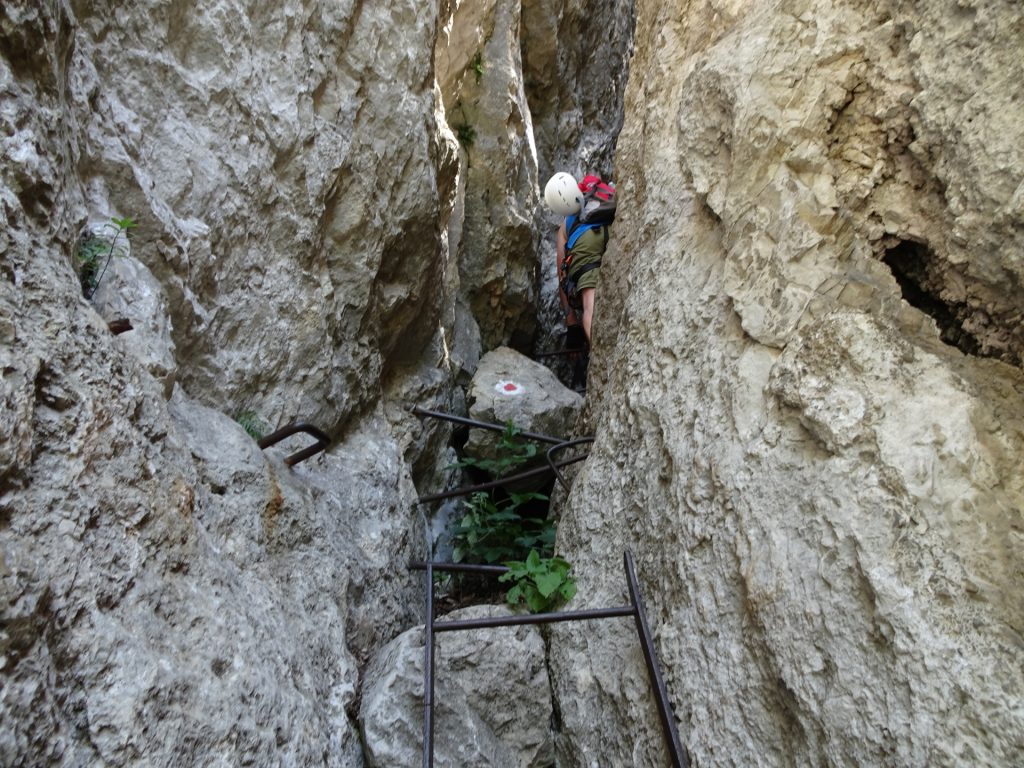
[416, 451, 590, 504]
[546, 436, 595, 491]
[408, 552, 689, 767]
[625, 550, 690, 768]
[257, 421, 331, 466]
[411, 406, 567, 445]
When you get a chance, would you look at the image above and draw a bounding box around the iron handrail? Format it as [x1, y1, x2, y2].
[534, 348, 588, 358]
[546, 437, 595, 491]
[411, 406, 567, 445]
[258, 422, 331, 466]
[416, 452, 589, 504]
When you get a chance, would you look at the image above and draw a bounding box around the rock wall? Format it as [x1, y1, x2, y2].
[1, 0, 454, 763]
[437, 0, 541, 351]
[10, 0, 1018, 765]
[552, 0, 1024, 766]
[0, 0, 634, 763]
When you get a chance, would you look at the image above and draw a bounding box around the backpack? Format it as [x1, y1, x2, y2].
[577, 175, 616, 225]
[566, 175, 616, 248]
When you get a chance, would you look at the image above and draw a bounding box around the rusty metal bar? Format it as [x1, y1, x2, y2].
[411, 406, 566, 445]
[258, 422, 331, 466]
[624, 551, 689, 768]
[410, 562, 510, 575]
[416, 452, 589, 504]
[546, 437, 595, 491]
[433, 605, 635, 632]
[534, 348, 587, 358]
[422, 561, 436, 768]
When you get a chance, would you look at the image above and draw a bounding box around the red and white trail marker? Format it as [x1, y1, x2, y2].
[494, 380, 524, 396]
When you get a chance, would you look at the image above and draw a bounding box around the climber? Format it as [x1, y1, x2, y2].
[543, 171, 615, 350]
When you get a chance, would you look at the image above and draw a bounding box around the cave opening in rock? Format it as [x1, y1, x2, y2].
[881, 240, 982, 358]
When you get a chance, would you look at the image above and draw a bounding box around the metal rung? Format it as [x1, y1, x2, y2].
[410, 550, 689, 768]
[258, 422, 331, 466]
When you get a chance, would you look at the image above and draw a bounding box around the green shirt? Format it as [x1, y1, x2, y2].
[566, 225, 606, 291]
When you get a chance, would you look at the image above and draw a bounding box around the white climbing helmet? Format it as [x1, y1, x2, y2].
[544, 172, 583, 216]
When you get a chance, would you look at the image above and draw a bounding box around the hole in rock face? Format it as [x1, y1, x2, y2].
[882, 240, 983, 358]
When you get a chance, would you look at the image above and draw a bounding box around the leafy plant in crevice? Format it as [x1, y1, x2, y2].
[452, 98, 477, 154]
[450, 422, 551, 564]
[234, 411, 268, 441]
[454, 421, 541, 477]
[470, 50, 484, 84]
[455, 121, 476, 149]
[500, 549, 577, 613]
[76, 216, 137, 299]
[444, 420, 579, 612]
[452, 490, 553, 565]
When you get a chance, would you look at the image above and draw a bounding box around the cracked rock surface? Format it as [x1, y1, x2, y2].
[552, 1, 1024, 766]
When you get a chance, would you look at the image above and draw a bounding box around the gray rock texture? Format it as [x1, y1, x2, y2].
[360, 604, 554, 767]
[437, 0, 543, 349]
[1, 0, 446, 764]
[5, 0, 1022, 766]
[89, 249, 177, 398]
[551, 0, 1024, 766]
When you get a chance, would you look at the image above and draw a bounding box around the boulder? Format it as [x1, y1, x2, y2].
[464, 347, 584, 463]
[360, 604, 554, 768]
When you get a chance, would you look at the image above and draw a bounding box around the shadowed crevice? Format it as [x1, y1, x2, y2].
[883, 240, 984, 358]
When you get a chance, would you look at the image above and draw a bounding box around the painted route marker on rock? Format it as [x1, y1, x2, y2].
[495, 380, 525, 396]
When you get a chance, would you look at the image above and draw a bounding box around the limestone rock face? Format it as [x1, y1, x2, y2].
[5, 0, 458, 434]
[89, 250, 177, 398]
[2, 0, 439, 764]
[359, 604, 554, 767]
[437, 0, 542, 349]
[551, 1, 1024, 766]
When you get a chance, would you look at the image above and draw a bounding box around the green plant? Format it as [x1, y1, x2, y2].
[454, 421, 540, 477]
[77, 216, 137, 298]
[452, 490, 552, 564]
[450, 422, 553, 565]
[234, 411, 268, 441]
[500, 550, 577, 613]
[470, 51, 484, 83]
[455, 122, 476, 149]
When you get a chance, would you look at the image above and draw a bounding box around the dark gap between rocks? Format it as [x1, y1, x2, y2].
[882, 240, 983, 358]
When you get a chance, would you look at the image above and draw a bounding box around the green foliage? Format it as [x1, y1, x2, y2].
[436, 422, 580, 617]
[234, 411, 268, 441]
[450, 422, 554, 564]
[454, 421, 540, 477]
[452, 490, 552, 564]
[112, 216, 138, 232]
[455, 122, 476, 149]
[76, 237, 108, 295]
[500, 550, 577, 613]
[76, 216, 137, 298]
[471, 51, 484, 83]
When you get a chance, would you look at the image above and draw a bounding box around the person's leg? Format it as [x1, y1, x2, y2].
[580, 287, 596, 343]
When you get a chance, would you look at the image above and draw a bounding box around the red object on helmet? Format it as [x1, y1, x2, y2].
[578, 174, 614, 202]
